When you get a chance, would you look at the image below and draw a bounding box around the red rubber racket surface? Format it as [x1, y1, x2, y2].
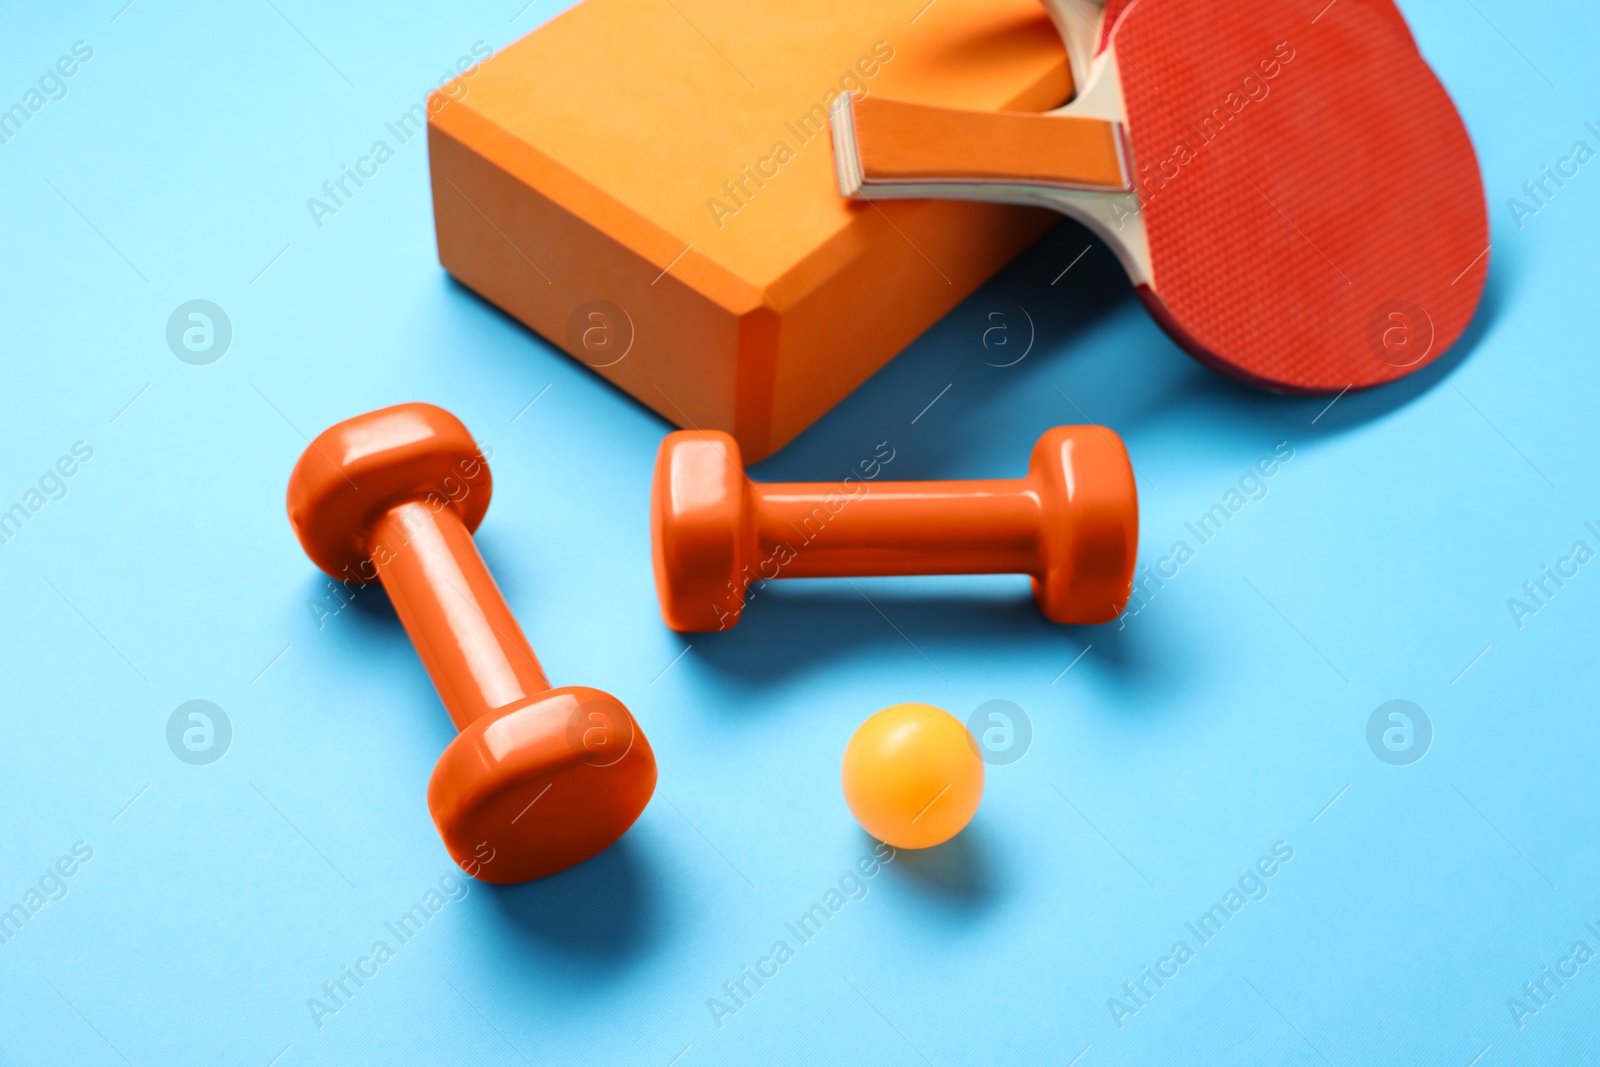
[1109, 0, 1486, 390]
[1095, 0, 1417, 54]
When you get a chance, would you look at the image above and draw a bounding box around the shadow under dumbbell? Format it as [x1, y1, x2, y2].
[343, 580, 395, 620]
[688, 581, 1177, 696]
[299, 571, 397, 624]
[480, 834, 655, 968]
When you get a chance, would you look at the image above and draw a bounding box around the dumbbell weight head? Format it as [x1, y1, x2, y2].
[427, 684, 653, 882]
[650, 431, 750, 632]
[287, 401, 492, 582]
[1027, 425, 1138, 624]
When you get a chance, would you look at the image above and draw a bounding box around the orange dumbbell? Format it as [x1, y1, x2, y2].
[287, 403, 656, 883]
[650, 426, 1139, 632]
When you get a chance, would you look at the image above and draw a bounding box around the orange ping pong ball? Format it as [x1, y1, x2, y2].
[841, 704, 985, 849]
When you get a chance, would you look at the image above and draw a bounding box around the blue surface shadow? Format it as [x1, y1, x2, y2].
[758, 217, 1508, 482]
[879, 826, 997, 910]
[688, 583, 1178, 697]
[480, 834, 656, 970]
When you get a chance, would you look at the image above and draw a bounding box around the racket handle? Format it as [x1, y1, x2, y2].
[1040, 0, 1108, 86]
[834, 94, 1131, 197]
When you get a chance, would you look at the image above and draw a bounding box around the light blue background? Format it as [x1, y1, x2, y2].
[1, 1, 1597, 1064]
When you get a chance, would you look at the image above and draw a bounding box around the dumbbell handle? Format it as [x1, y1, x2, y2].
[370, 500, 551, 731]
[749, 479, 1041, 578]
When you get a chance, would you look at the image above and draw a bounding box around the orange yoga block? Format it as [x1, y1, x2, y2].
[427, 0, 1072, 461]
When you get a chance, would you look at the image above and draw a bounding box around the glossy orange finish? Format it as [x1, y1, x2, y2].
[287, 402, 656, 884]
[651, 426, 1139, 631]
[841, 704, 984, 850]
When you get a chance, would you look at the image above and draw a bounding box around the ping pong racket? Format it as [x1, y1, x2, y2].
[830, 0, 1487, 393]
